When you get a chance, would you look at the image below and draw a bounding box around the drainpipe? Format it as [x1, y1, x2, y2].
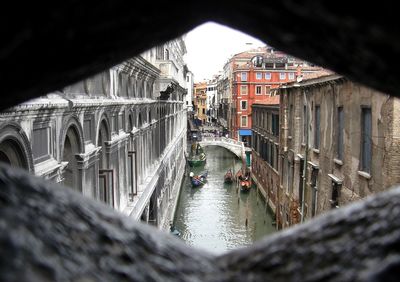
[301, 89, 308, 223]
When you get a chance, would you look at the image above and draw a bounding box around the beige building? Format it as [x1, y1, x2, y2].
[194, 82, 207, 124]
[277, 74, 400, 228]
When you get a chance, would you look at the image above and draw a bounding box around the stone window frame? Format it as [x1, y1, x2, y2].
[255, 72, 262, 80]
[240, 85, 248, 95]
[240, 100, 248, 111]
[360, 106, 372, 174]
[32, 120, 54, 164]
[336, 106, 344, 161]
[83, 113, 94, 145]
[241, 115, 248, 127]
[279, 72, 286, 80]
[255, 85, 262, 95]
[241, 72, 248, 81]
[265, 72, 272, 80]
[314, 104, 321, 150]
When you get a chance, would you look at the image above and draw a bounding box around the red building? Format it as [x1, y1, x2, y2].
[230, 47, 320, 144]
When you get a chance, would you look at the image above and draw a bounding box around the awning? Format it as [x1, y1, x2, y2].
[239, 129, 252, 136]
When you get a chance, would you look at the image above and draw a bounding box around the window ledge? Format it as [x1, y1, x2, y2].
[288, 136, 293, 140]
[334, 158, 343, 166]
[358, 170, 371, 180]
[301, 143, 306, 147]
[312, 148, 320, 154]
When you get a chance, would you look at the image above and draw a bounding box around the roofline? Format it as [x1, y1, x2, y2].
[281, 74, 343, 89]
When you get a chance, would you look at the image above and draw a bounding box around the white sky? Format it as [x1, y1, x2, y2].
[183, 22, 266, 83]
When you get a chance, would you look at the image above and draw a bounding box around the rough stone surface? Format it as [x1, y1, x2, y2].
[1, 2, 400, 111]
[1, 163, 400, 281]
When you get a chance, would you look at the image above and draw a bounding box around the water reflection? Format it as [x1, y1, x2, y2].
[174, 146, 275, 254]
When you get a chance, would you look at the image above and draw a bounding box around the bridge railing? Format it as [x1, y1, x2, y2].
[200, 136, 243, 147]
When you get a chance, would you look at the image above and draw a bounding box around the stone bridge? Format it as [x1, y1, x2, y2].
[198, 137, 249, 160]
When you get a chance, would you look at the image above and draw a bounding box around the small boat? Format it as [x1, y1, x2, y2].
[188, 152, 206, 167]
[240, 179, 251, 192]
[188, 143, 206, 167]
[190, 171, 208, 188]
[236, 168, 251, 192]
[224, 169, 233, 184]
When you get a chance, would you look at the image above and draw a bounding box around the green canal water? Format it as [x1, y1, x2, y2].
[173, 146, 276, 254]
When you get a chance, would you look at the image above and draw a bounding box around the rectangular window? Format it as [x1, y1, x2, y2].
[361, 107, 372, 172]
[202, 108, 205, 114]
[118, 113, 124, 130]
[256, 85, 262, 95]
[241, 100, 248, 110]
[285, 158, 289, 192]
[128, 151, 138, 200]
[303, 105, 307, 143]
[289, 104, 293, 137]
[299, 158, 305, 208]
[272, 114, 280, 136]
[241, 115, 248, 127]
[99, 169, 114, 207]
[265, 86, 270, 95]
[330, 182, 341, 209]
[265, 72, 271, 80]
[112, 115, 118, 133]
[289, 72, 295, 80]
[241, 72, 248, 81]
[84, 119, 92, 143]
[311, 168, 318, 217]
[314, 105, 320, 149]
[240, 85, 248, 95]
[256, 72, 262, 80]
[156, 46, 164, 60]
[32, 126, 51, 163]
[337, 107, 344, 160]
[279, 72, 286, 80]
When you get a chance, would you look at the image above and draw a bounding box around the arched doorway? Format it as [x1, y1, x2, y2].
[62, 126, 81, 191]
[0, 139, 29, 169]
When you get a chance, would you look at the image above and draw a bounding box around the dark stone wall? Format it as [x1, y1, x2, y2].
[1, 164, 400, 281]
[1, 2, 399, 110]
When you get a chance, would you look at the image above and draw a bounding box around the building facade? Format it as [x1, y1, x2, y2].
[194, 82, 207, 124]
[185, 71, 194, 112]
[251, 97, 280, 218]
[0, 39, 188, 230]
[277, 74, 400, 229]
[206, 78, 218, 124]
[217, 61, 232, 133]
[229, 47, 320, 144]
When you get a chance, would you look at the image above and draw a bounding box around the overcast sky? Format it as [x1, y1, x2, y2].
[183, 22, 265, 83]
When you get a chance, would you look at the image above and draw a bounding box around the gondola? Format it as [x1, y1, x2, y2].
[224, 169, 233, 184]
[189, 171, 208, 188]
[236, 168, 251, 192]
[188, 143, 206, 167]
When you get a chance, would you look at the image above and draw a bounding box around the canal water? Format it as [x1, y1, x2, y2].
[173, 146, 276, 254]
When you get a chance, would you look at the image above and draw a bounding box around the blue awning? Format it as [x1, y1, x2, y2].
[239, 129, 252, 136]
